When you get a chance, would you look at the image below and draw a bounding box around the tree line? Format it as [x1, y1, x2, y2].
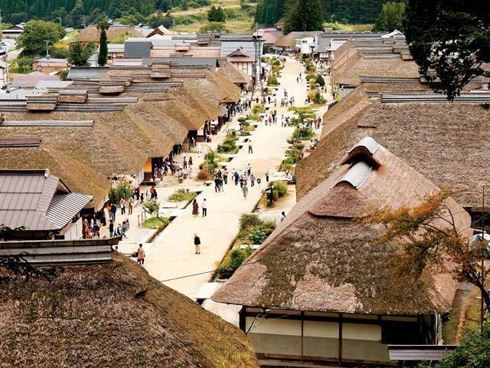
[255, 0, 395, 26]
[0, 0, 210, 27]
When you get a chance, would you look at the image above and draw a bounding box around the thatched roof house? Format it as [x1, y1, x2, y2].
[214, 137, 470, 315]
[0, 253, 258, 367]
[218, 60, 251, 88]
[78, 26, 142, 44]
[0, 64, 241, 207]
[213, 137, 470, 365]
[295, 88, 490, 209]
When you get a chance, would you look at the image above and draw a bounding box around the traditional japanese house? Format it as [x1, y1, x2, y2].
[0, 245, 257, 367]
[295, 87, 490, 225]
[213, 137, 471, 366]
[0, 169, 92, 240]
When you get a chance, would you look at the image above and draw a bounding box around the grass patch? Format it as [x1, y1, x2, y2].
[143, 216, 170, 230]
[323, 22, 373, 32]
[168, 189, 197, 202]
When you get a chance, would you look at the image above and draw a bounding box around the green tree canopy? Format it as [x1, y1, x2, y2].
[207, 5, 226, 23]
[284, 0, 324, 33]
[405, 0, 490, 100]
[373, 1, 406, 32]
[428, 324, 490, 368]
[18, 20, 66, 56]
[97, 20, 109, 66]
[200, 22, 227, 33]
[68, 41, 95, 66]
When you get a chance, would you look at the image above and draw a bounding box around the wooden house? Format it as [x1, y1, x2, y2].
[0, 169, 92, 240]
[213, 137, 471, 366]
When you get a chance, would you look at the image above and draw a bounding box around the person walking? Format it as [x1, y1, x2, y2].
[137, 244, 145, 265]
[192, 199, 199, 217]
[188, 156, 193, 168]
[183, 156, 188, 169]
[223, 167, 228, 185]
[128, 198, 133, 215]
[242, 183, 249, 199]
[194, 234, 201, 255]
[248, 141, 253, 154]
[234, 170, 240, 186]
[110, 203, 117, 221]
[120, 199, 126, 215]
[109, 220, 114, 237]
[265, 170, 270, 182]
[250, 174, 255, 187]
[201, 198, 208, 217]
[247, 163, 252, 176]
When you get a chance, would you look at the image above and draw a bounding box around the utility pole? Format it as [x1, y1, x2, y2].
[481, 185, 486, 333]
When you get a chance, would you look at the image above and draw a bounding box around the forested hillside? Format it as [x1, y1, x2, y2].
[256, 0, 392, 25]
[0, 0, 210, 25]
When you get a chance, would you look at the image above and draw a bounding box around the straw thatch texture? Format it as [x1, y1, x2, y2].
[218, 61, 251, 86]
[296, 93, 490, 207]
[0, 146, 109, 208]
[213, 141, 470, 315]
[78, 26, 142, 43]
[201, 69, 241, 103]
[336, 57, 420, 86]
[0, 253, 258, 368]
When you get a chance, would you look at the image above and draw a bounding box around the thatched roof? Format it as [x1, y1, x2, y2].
[78, 26, 142, 43]
[213, 138, 471, 315]
[295, 89, 490, 208]
[218, 60, 251, 86]
[335, 57, 420, 86]
[0, 146, 109, 208]
[0, 253, 258, 367]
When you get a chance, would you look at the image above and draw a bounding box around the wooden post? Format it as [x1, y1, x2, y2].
[239, 306, 246, 332]
[338, 313, 343, 365]
[300, 311, 304, 360]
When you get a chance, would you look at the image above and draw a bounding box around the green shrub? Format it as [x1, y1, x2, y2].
[316, 75, 326, 86]
[239, 214, 263, 232]
[168, 189, 197, 202]
[142, 199, 160, 218]
[292, 127, 314, 141]
[216, 247, 254, 279]
[267, 74, 278, 86]
[217, 134, 238, 154]
[109, 180, 132, 203]
[200, 149, 222, 174]
[272, 181, 288, 198]
[143, 216, 170, 229]
[252, 104, 265, 114]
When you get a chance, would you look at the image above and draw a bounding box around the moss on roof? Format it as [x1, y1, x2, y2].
[0, 254, 258, 368]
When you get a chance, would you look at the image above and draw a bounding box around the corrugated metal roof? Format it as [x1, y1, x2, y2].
[220, 41, 261, 58]
[66, 67, 109, 81]
[0, 170, 89, 231]
[46, 192, 92, 228]
[388, 345, 457, 361]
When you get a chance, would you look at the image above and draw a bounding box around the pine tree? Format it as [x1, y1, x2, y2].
[373, 2, 405, 32]
[284, 0, 324, 33]
[97, 20, 108, 66]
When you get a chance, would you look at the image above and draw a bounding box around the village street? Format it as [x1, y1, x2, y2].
[142, 57, 310, 299]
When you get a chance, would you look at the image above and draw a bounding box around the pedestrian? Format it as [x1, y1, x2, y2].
[183, 156, 188, 169]
[242, 184, 248, 199]
[248, 142, 253, 154]
[192, 199, 199, 217]
[194, 234, 201, 255]
[109, 220, 114, 237]
[110, 203, 117, 221]
[234, 170, 240, 186]
[140, 193, 144, 204]
[137, 244, 145, 265]
[120, 199, 126, 215]
[250, 174, 255, 187]
[214, 175, 220, 193]
[201, 198, 207, 217]
[223, 167, 228, 184]
[265, 170, 270, 182]
[189, 156, 193, 168]
[281, 211, 286, 221]
[257, 177, 262, 188]
[247, 163, 252, 176]
[128, 198, 133, 215]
